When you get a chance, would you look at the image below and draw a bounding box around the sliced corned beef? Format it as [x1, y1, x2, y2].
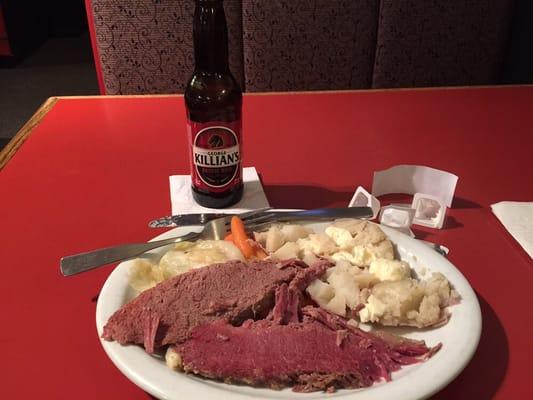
[102, 260, 301, 351]
[175, 315, 439, 392]
[271, 259, 332, 324]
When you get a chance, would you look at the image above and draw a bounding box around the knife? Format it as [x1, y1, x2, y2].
[149, 207, 374, 228]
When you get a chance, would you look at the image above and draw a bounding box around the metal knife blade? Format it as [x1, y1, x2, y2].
[149, 207, 373, 228]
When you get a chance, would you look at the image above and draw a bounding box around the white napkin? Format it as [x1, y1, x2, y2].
[491, 201, 533, 259]
[169, 167, 270, 214]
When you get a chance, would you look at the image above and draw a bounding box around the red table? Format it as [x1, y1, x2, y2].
[1, 87, 532, 399]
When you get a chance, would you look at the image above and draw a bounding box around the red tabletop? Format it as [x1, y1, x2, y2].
[1, 87, 532, 399]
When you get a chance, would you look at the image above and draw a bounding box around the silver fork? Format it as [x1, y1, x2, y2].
[60, 214, 276, 277]
[60, 217, 227, 276]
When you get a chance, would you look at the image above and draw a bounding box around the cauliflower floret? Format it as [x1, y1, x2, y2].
[358, 275, 455, 328]
[332, 218, 367, 235]
[325, 226, 354, 249]
[369, 259, 411, 282]
[331, 250, 357, 265]
[297, 233, 337, 255]
[351, 245, 375, 266]
[352, 272, 380, 289]
[369, 239, 395, 260]
[410, 294, 441, 326]
[424, 272, 453, 305]
[358, 279, 425, 325]
[352, 222, 387, 245]
[359, 295, 388, 323]
[331, 246, 372, 266]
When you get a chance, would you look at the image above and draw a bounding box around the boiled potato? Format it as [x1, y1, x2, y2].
[301, 249, 319, 265]
[326, 269, 360, 309]
[297, 234, 337, 255]
[280, 224, 311, 242]
[272, 242, 300, 260]
[265, 226, 285, 253]
[306, 279, 346, 317]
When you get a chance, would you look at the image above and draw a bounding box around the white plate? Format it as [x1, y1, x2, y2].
[96, 222, 481, 400]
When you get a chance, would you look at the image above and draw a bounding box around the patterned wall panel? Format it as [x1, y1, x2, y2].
[372, 0, 514, 88]
[89, 0, 243, 94]
[242, 0, 379, 92]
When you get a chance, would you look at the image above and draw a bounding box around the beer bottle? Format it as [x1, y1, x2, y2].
[185, 0, 243, 208]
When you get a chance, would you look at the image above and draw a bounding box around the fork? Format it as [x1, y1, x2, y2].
[148, 207, 272, 228]
[60, 215, 271, 277]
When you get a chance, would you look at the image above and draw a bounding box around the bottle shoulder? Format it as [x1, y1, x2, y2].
[185, 71, 242, 121]
[185, 72, 241, 104]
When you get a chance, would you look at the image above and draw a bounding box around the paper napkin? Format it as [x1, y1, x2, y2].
[169, 167, 270, 214]
[491, 201, 533, 259]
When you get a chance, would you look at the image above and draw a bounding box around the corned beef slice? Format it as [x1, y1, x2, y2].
[176, 314, 439, 393]
[102, 260, 301, 350]
[272, 260, 332, 324]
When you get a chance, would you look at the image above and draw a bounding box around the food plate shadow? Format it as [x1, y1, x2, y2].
[442, 216, 463, 230]
[263, 185, 353, 209]
[432, 292, 509, 400]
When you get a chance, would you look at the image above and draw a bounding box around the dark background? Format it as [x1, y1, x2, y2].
[0, 0, 98, 144]
[501, 0, 533, 84]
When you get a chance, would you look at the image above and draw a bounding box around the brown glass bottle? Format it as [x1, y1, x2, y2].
[185, 0, 243, 208]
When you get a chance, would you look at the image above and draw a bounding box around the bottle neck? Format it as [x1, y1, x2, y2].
[193, 0, 229, 73]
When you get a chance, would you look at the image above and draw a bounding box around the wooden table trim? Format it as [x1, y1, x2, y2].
[0, 97, 58, 171]
[53, 83, 533, 99]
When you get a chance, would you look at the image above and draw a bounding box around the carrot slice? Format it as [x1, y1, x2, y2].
[231, 216, 254, 259]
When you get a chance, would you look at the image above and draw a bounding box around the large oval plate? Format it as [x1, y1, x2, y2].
[96, 222, 481, 400]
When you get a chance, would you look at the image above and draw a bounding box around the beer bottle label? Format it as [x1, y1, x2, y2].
[187, 119, 242, 193]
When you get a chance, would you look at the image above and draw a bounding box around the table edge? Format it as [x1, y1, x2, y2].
[0, 97, 59, 171]
[48, 83, 533, 99]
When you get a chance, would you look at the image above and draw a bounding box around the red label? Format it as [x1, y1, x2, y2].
[187, 120, 242, 193]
